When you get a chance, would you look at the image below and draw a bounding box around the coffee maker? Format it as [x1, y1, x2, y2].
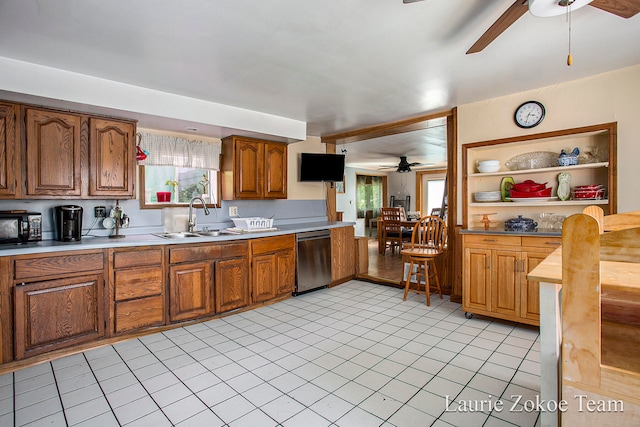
[55, 205, 83, 241]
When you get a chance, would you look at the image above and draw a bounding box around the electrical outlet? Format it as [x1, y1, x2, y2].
[229, 206, 238, 217]
[94, 206, 107, 218]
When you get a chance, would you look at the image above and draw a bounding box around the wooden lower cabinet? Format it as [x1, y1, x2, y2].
[331, 225, 355, 283]
[250, 235, 295, 303]
[14, 274, 104, 360]
[12, 250, 106, 360]
[110, 247, 165, 334]
[462, 233, 561, 326]
[215, 255, 249, 313]
[168, 241, 249, 321]
[169, 262, 214, 322]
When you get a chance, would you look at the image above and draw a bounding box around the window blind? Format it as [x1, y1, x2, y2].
[138, 132, 222, 170]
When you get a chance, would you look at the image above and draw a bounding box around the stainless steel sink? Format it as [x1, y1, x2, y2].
[195, 230, 220, 237]
[153, 232, 201, 239]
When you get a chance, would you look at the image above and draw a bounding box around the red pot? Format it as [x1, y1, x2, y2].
[511, 180, 547, 193]
[510, 187, 552, 198]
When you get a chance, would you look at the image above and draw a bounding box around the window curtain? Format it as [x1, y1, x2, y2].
[137, 132, 222, 170]
[356, 175, 383, 218]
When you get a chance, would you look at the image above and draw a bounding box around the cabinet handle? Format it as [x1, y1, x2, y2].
[483, 239, 497, 242]
[514, 259, 520, 272]
[486, 257, 490, 269]
[545, 241, 562, 245]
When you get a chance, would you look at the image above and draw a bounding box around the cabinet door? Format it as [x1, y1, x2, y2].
[492, 249, 520, 317]
[234, 139, 264, 199]
[463, 248, 491, 312]
[264, 142, 287, 199]
[25, 108, 81, 196]
[0, 103, 17, 197]
[275, 249, 296, 296]
[169, 262, 214, 322]
[89, 118, 135, 198]
[215, 257, 249, 313]
[520, 251, 549, 321]
[331, 226, 355, 281]
[252, 254, 275, 303]
[14, 275, 104, 359]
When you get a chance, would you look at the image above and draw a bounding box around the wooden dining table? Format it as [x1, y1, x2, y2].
[377, 218, 419, 254]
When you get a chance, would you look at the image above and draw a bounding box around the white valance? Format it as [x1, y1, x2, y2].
[138, 132, 222, 170]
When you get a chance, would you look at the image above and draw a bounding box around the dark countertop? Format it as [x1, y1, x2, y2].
[461, 228, 561, 237]
[0, 221, 353, 256]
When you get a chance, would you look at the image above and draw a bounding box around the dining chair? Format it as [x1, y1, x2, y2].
[583, 205, 604, 234]
[400, 215, 447, 305]
[380, 207, 411, 255]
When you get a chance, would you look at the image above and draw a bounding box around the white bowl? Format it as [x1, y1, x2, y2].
[477, 164, 500, 173]
[478, 160, 500, 166]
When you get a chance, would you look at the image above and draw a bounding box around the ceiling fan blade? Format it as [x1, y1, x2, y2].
[403, 0, 425, 3]
[589, 0, 640, 18]
[467, 0, 529, 54]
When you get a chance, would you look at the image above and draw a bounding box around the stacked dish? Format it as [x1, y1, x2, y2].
[474, 191, 502, 202]
[477, 160, 500, 173]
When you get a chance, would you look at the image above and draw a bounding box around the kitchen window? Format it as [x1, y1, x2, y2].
[137, 132, 221, 209]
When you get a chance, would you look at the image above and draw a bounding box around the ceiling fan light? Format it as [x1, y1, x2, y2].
[529, 0, 593, 17]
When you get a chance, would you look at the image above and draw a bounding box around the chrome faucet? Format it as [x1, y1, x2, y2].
[188, 197, 210, 232]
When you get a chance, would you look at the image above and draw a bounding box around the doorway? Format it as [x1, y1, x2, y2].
[355, 174, 387, 237]
[322, 109, 457, 295]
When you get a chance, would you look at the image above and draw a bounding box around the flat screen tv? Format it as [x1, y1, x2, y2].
[299, 153, 345, 182]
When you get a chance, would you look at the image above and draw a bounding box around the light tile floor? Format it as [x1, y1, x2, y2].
[0, 280, 542, 426]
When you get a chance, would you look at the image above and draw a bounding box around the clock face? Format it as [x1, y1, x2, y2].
[514, 101, 545, 128]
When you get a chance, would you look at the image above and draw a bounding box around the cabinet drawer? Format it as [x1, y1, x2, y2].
[251, 235, 295, 255]
[113, 249, 162, 269]
[522, 236, 562, 249]
[14, 252, 104, 280]
[464, 234, 521, 247]
[115, 295, 164, 333]
[114, 267, 163, 301]
[169, 242, 247, 264]
[169, 244, 218, 264]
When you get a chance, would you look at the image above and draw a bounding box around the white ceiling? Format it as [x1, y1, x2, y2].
[0, 0, 639, 170]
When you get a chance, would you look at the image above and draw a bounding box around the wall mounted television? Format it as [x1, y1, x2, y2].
[299, 153, 345, 182]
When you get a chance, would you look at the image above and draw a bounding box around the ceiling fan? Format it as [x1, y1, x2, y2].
[378, 156, 433, 173]
[403, 0, 640, 54]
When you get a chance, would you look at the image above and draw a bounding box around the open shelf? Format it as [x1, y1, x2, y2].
[462, 123, 617, 228]
[468, 162, 609, 178]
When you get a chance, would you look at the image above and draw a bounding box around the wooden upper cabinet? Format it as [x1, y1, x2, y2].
[235, 138, 263, 199]
[25, 108, 82, 197]
[89, 118, 135, 197]
[264, 142, 287, 199]
[0, 103, 18, 197]
[221, 135, 287, 200]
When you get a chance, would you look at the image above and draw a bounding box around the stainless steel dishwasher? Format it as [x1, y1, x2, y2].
[295, 230, 332, 295]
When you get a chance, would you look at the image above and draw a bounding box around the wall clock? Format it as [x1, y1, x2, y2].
[514, 101, 545, 129]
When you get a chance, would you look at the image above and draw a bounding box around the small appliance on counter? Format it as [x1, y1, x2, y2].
[55, 205, 83, 242]
[0, 211, 42, 244]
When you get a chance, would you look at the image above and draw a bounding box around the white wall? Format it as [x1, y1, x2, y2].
[457, 64, 640, 224]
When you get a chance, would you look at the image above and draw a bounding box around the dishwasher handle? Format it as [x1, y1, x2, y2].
[297, 230, 331, 241]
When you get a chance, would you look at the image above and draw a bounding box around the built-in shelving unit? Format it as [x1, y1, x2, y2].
[463, 123, 617, 229]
